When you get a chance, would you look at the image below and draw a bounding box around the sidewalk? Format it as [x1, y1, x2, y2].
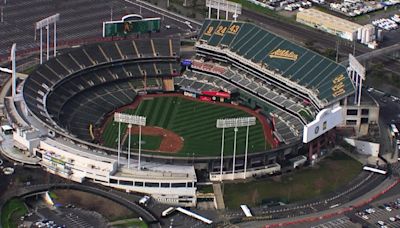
[213, 183, 225, 210]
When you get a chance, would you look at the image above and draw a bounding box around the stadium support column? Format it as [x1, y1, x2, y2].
[208, 4, 211, 19]
[128, 124, 132, 169]
[354, 73, 359, 105]
[234, 4, 238, 21]
[138, 125, 142, 170]
[243, 123, 249, 179]
[117, 122, 121, 167]
[46, 25, 49, 61]
[226, 9, 228, 20]
[219, 127, 225, 182]
[11, 43, 16, 97]
[232, 126, 238, 180]
[54, 21, 57, 57]
[358, 75, 362, 106]
[217, 1, 220, 19]
[40, 28, 43, 64]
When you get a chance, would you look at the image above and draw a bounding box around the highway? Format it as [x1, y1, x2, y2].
[125, 0, 202, 27]
[0, 0, 199, 62]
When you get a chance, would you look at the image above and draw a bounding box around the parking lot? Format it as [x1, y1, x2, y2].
[354, 197, 400, 227]
[30, 207, 107, 228]
[310, 217, 358, 228]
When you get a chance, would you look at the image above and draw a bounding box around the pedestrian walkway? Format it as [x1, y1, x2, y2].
[213, 183, 225, 210]
[0, 134, 39, 165]
[335, 146, 386, 166]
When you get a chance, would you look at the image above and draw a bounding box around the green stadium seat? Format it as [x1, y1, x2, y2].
[219, 22, 244, 47]
[208, 21, 232, 47]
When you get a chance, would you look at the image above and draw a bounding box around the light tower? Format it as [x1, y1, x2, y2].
[216, 117, 256, 181]
[114, 112, 146, 170]
[35, 13, 60, 64]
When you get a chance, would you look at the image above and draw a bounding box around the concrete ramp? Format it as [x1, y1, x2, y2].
[212, 183, 225, 210]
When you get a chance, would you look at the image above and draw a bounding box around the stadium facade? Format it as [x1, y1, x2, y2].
[5, 19, 367, 206]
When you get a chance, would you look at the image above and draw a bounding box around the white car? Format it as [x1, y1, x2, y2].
[139, 195, 151, 205]
[389, 217, 396, 222]
[362, 215, 369, 220]
[365, 208, 375, 214]
[378, 220, 385, 226]
[385, 206, 392, 212]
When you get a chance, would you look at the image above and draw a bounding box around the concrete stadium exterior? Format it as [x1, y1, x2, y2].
[5, 19, 370, 207]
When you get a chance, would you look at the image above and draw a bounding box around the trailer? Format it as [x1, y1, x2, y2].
[363, 166, 387, 175]
[240, 205, 253, 217]
[175, 207, 212, 224]
[161, 207, 175, 217]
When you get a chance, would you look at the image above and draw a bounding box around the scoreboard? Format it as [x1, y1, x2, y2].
[103, 15, 161, 37]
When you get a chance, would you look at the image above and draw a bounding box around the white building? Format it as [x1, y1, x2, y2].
[33, 138, 197, 207]
[297, 8, 361, 41]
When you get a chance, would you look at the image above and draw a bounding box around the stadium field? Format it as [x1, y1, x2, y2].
[101, 95, 271, 157]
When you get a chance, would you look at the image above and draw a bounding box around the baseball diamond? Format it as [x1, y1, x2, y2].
[99, 94, 272, 157]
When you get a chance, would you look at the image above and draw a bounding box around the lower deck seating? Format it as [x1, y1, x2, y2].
[59, 81, 138, 141]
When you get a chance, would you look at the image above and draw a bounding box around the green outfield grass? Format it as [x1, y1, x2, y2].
[223, 151, 363, 208]
[1, 198, 28, 228]
[111, 218, 148, 228]
[102, 96, 269, 157]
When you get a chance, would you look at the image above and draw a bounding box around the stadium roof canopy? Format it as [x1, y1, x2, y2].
[197, 19, 355, 107]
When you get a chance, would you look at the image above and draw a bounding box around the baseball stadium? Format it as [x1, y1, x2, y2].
[7, 11, 356, 207]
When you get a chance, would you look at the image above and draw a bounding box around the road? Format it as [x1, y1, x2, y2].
[0, 183, 161, 228]
[367, 88, 400, 159]
[0, 0, 199, 62]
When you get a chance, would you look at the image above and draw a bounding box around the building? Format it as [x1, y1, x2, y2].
[297, 8, 361, 41]
[34, 138, 197, 206]
[339, 92, 379, 136]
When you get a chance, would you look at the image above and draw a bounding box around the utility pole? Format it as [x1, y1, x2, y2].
[335, 39, 339, 63]
[1, 6, 3, 23]
[110, 3, 113, 21]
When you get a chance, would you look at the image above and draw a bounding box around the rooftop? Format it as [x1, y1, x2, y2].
[296, 8, 362, 33]
[43, 138, 116, 164]
[113, 163, 196, 181]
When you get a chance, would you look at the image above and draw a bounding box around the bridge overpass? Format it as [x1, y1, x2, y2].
[341, 43, 400, 66]
[0, 183, 161, 228]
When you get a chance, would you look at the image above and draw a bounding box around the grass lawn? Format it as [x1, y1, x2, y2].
[102, 96, 269, 157]
[112, 219, 148, 228]
[197, 185, 214, 194]
[1, 198, 28, 228]
[223, 151, 362, 208]
[48, 191, 58, 200]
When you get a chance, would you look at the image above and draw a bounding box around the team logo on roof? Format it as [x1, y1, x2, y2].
[332, 74, 346, 97]
[269, 49, 298, 61]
